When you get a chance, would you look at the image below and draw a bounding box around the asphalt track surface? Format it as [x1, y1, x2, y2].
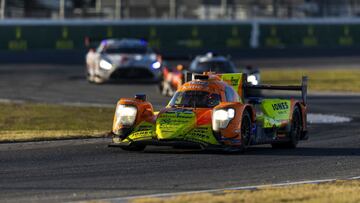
[0, 64, 359, 203]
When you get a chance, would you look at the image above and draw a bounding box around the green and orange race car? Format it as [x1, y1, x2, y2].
[109, 72, 308, 152]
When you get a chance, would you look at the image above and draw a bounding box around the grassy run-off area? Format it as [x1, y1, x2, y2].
[262, 68, 360, 92]
[132, 180, 360, 203]
[0, 102, 114, 142]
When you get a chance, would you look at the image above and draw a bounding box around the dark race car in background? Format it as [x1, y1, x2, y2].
[159, 53, 261, 96]
[86, 38, 163, 83]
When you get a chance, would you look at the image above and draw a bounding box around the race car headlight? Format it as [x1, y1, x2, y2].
[212, 108, 235, 131]
[134, 54, 143, 61]
[99, 59, 113, 70]
[247, 74, 258, 85]
[150, 54, 157, 61]
[152, 61, 161, 69]
[115, 105, 137, 126]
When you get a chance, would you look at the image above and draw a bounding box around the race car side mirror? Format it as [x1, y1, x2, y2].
[135, 94, 147, 101]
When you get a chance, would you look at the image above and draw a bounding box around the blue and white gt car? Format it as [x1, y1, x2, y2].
[86, 38, 162, 83]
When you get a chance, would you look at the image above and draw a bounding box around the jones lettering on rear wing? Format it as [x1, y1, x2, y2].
[244, 76, 308, 105]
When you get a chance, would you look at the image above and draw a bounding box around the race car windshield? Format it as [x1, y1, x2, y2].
[169, 91, 221, 108]
[104, 46, 147, 54]
[194, 61, 234, 73]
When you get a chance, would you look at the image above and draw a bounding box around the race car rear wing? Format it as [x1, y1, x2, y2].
[184, 72, 307, 105]
[244, 76, 308, 105]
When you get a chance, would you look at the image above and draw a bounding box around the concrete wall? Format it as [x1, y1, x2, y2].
[1, 19, 360, 63]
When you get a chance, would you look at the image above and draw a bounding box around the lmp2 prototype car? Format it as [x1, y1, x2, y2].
[85, 38, 162, 83]
[110, 72, 308, 152]
[159, 52, 260, 97]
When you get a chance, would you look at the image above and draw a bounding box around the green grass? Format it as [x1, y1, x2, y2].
[131, 180, 360, 203]
[0, 102, 114, 142]
[262, 68, 360, 92]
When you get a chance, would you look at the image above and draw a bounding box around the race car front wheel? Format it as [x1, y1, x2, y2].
[86, 67, 94, 83]
[272, 106, 301, 149]
[240, 111, 252, 152]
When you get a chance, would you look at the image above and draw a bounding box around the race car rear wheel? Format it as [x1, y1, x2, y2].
[119, 144, 146, 151]
[240, 111, 252, 152]
[272, 106, 301, 149]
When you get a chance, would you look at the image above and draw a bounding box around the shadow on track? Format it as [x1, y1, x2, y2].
[116, 146, 360, 156]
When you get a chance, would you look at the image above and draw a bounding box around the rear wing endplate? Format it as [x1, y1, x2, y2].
[245, 76, 308, 105]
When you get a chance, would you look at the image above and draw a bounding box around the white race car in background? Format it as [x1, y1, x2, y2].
[86, 38, 162, 83]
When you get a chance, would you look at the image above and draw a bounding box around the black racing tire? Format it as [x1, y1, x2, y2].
[272, 106, 302, 149]
[240, 110, 252, 152]
[119, 144, 146, 151]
